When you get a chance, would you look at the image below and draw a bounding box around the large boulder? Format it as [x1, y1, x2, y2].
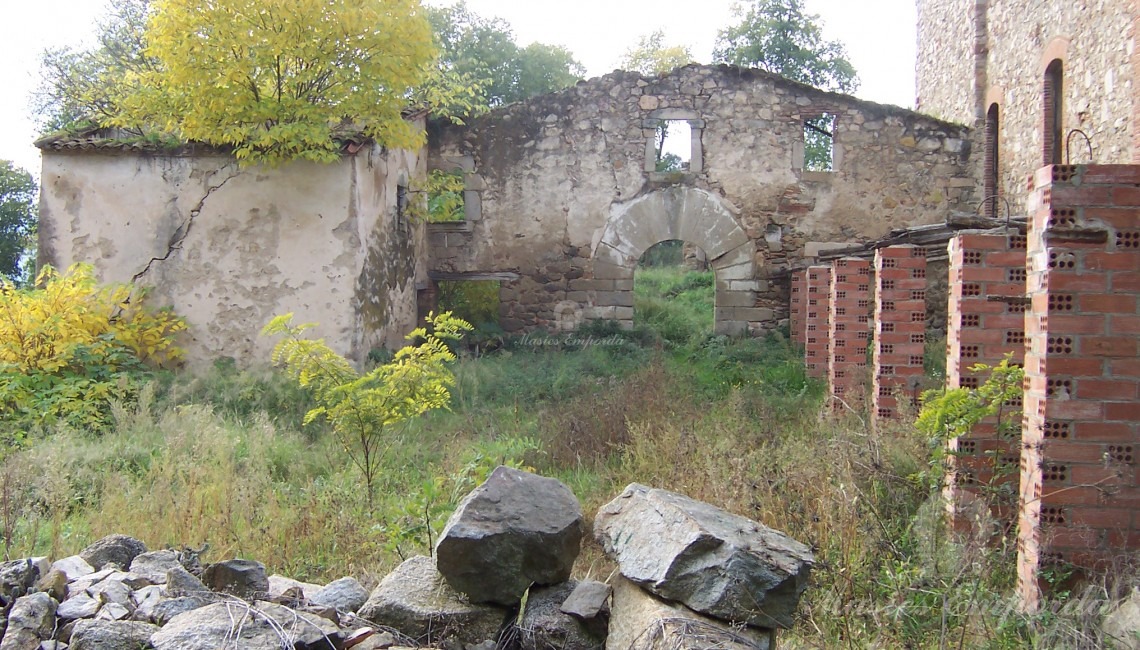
[594, 484, 813, 629]
[606, 577, 773, 650]
[1104, 587, 1140, 649]
[149, 601, 339, 650]
[358, 556, 505, 647]
[129, 551, 183, 585]
[200, 559, 268, 599]
[435, 466, 584, 605]
[79, 535, 147, 571]
[0, 592, 56, 650]
[69, 619, 159, 650]
[0, 559, 47, 602]
[518, 582, 605, 650]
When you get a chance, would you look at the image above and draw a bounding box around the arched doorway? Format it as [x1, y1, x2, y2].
[592, 187, 758, 336]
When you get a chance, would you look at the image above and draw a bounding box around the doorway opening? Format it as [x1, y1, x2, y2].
[633, 240, 714, 346]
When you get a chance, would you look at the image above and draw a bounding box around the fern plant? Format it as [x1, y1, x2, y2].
[263, 311, 471, 510]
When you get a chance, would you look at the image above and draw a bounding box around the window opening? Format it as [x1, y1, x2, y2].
[655, 120, 691, 171]
[804, 113, 836, 171]
[984, 103, 1000, 217]
[1044, 60, 1063, 165]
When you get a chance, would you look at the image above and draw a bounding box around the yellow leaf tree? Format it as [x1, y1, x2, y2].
[111, 0, 438, 165]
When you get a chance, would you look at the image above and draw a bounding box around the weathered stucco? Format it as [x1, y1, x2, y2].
[917, 0, 1137, 209]
[429, 64, 974, 334]
[38, 142, 426, 366]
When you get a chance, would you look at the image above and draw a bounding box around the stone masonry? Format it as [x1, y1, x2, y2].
[430, 64, 973, 335]
[1019, 164, 1140, 609]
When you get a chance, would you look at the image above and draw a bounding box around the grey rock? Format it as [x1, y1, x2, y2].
[38, 642, 66, 650]
[49, 557, 94, 583]
[0, 559, 44, 602]
[163, 568, 208, 598]
[560, 581, 611, 621]
[69, 619, 157, 650]
[67, 570, 115, 599]
[605, 577, 772, 650]
[56, 594, 101, 620]
[150, 597, 213, 626]
[435, 466, 584, 605]
[0, 592, 57, 650]
[79, 535, 147, 572]
[267, 575, 320, 600]
[94, 602, 130, 621]
[150, 601, 339, 650]
[358, 556, 505, 647]
[86, 576, 131, 607]
[129, 551, 181, 586]
[200, 559, 268, 599]
[594, 484, 813, 629]
[519, 582, 605, 650]
[310, 577, 368, 613]
[130, 585, 164, 622]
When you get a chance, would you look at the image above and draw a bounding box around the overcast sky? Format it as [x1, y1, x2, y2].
[0, 0, 916, 178]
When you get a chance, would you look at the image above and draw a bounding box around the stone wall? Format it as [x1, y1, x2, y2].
[429, 64, 973, 334]
[917, 0, 1137, 211]
[38, 141, 427, 366]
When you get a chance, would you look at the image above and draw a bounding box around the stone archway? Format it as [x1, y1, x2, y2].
[591, 187, 759, 335]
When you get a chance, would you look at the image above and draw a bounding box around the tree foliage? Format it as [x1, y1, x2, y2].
[428, 1, 584, 108]
[714, 0, 858, 94]
[107, 0, 440, 165]
[0, 264, 185, 434]
[264, 311, 472, 510]
[32, 0, 155, 133]
[0, 162, 37, 284]
[619, 30, 694, 76]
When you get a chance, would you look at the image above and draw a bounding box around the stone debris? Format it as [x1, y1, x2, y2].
[435, 465, 584, 606]
[0, 475, 812, 649]
[595, 483, 814, 629]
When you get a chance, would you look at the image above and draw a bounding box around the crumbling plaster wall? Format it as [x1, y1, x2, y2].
[430, 64, 973, 333]
[38, 143, 426, 366]
[917, 0, 1136, 211]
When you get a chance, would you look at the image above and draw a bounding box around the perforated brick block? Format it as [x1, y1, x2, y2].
[828, 258, 872, 410]
[872, 246, 927, 427]
[804, 266, 832, 379]
[1018, 164, 1140, 610]
[791, 269, 807, 346]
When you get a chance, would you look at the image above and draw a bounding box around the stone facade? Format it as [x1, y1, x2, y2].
[37, 139, 427, 366]
[917, 0, 1138, 210]
[430, 64, 973, 334]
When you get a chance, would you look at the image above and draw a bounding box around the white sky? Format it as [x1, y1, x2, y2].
[0, 0, 916, 178]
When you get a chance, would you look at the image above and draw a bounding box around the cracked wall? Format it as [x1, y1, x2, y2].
[38, 143, 426, 367]
[429, 64, 974, 334]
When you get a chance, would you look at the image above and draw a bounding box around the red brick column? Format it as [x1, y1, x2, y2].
[804, 266, 832, 379]
[791, 269, 807, 347]
[828, 258, 872, 410]
[1019, 164, 1140, 609]
[944, 232, 1027, 524]
[872, 246, 927, 427]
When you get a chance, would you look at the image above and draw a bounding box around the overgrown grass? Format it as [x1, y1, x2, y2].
[0, 266, 1132, 647]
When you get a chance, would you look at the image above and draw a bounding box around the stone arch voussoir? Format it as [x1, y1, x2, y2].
[592, 187, 757, 335]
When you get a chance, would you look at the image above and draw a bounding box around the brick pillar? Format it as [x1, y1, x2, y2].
[1019, 164, 1140, 609]
[872, 246, 928, 427]
[944, 232, 1027, 525]
[790, 269, 807, 347]
[828, 258, 872, 410]
[804, 266, 832, 379]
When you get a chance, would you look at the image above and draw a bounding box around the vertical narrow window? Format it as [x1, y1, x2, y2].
[984, 103, 1000, 217]
[1043, 60, 1063, 165]
[804, 113, 836, 171]
[655, 120, 692, 171]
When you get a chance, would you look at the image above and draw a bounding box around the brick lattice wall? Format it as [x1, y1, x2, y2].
[804, 266, 832, 379]
[1019, 164, 1140, 608]
[945, 232, 1027, 523]
[872, 246, 928, 427]
[828, 258, 872, 409]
